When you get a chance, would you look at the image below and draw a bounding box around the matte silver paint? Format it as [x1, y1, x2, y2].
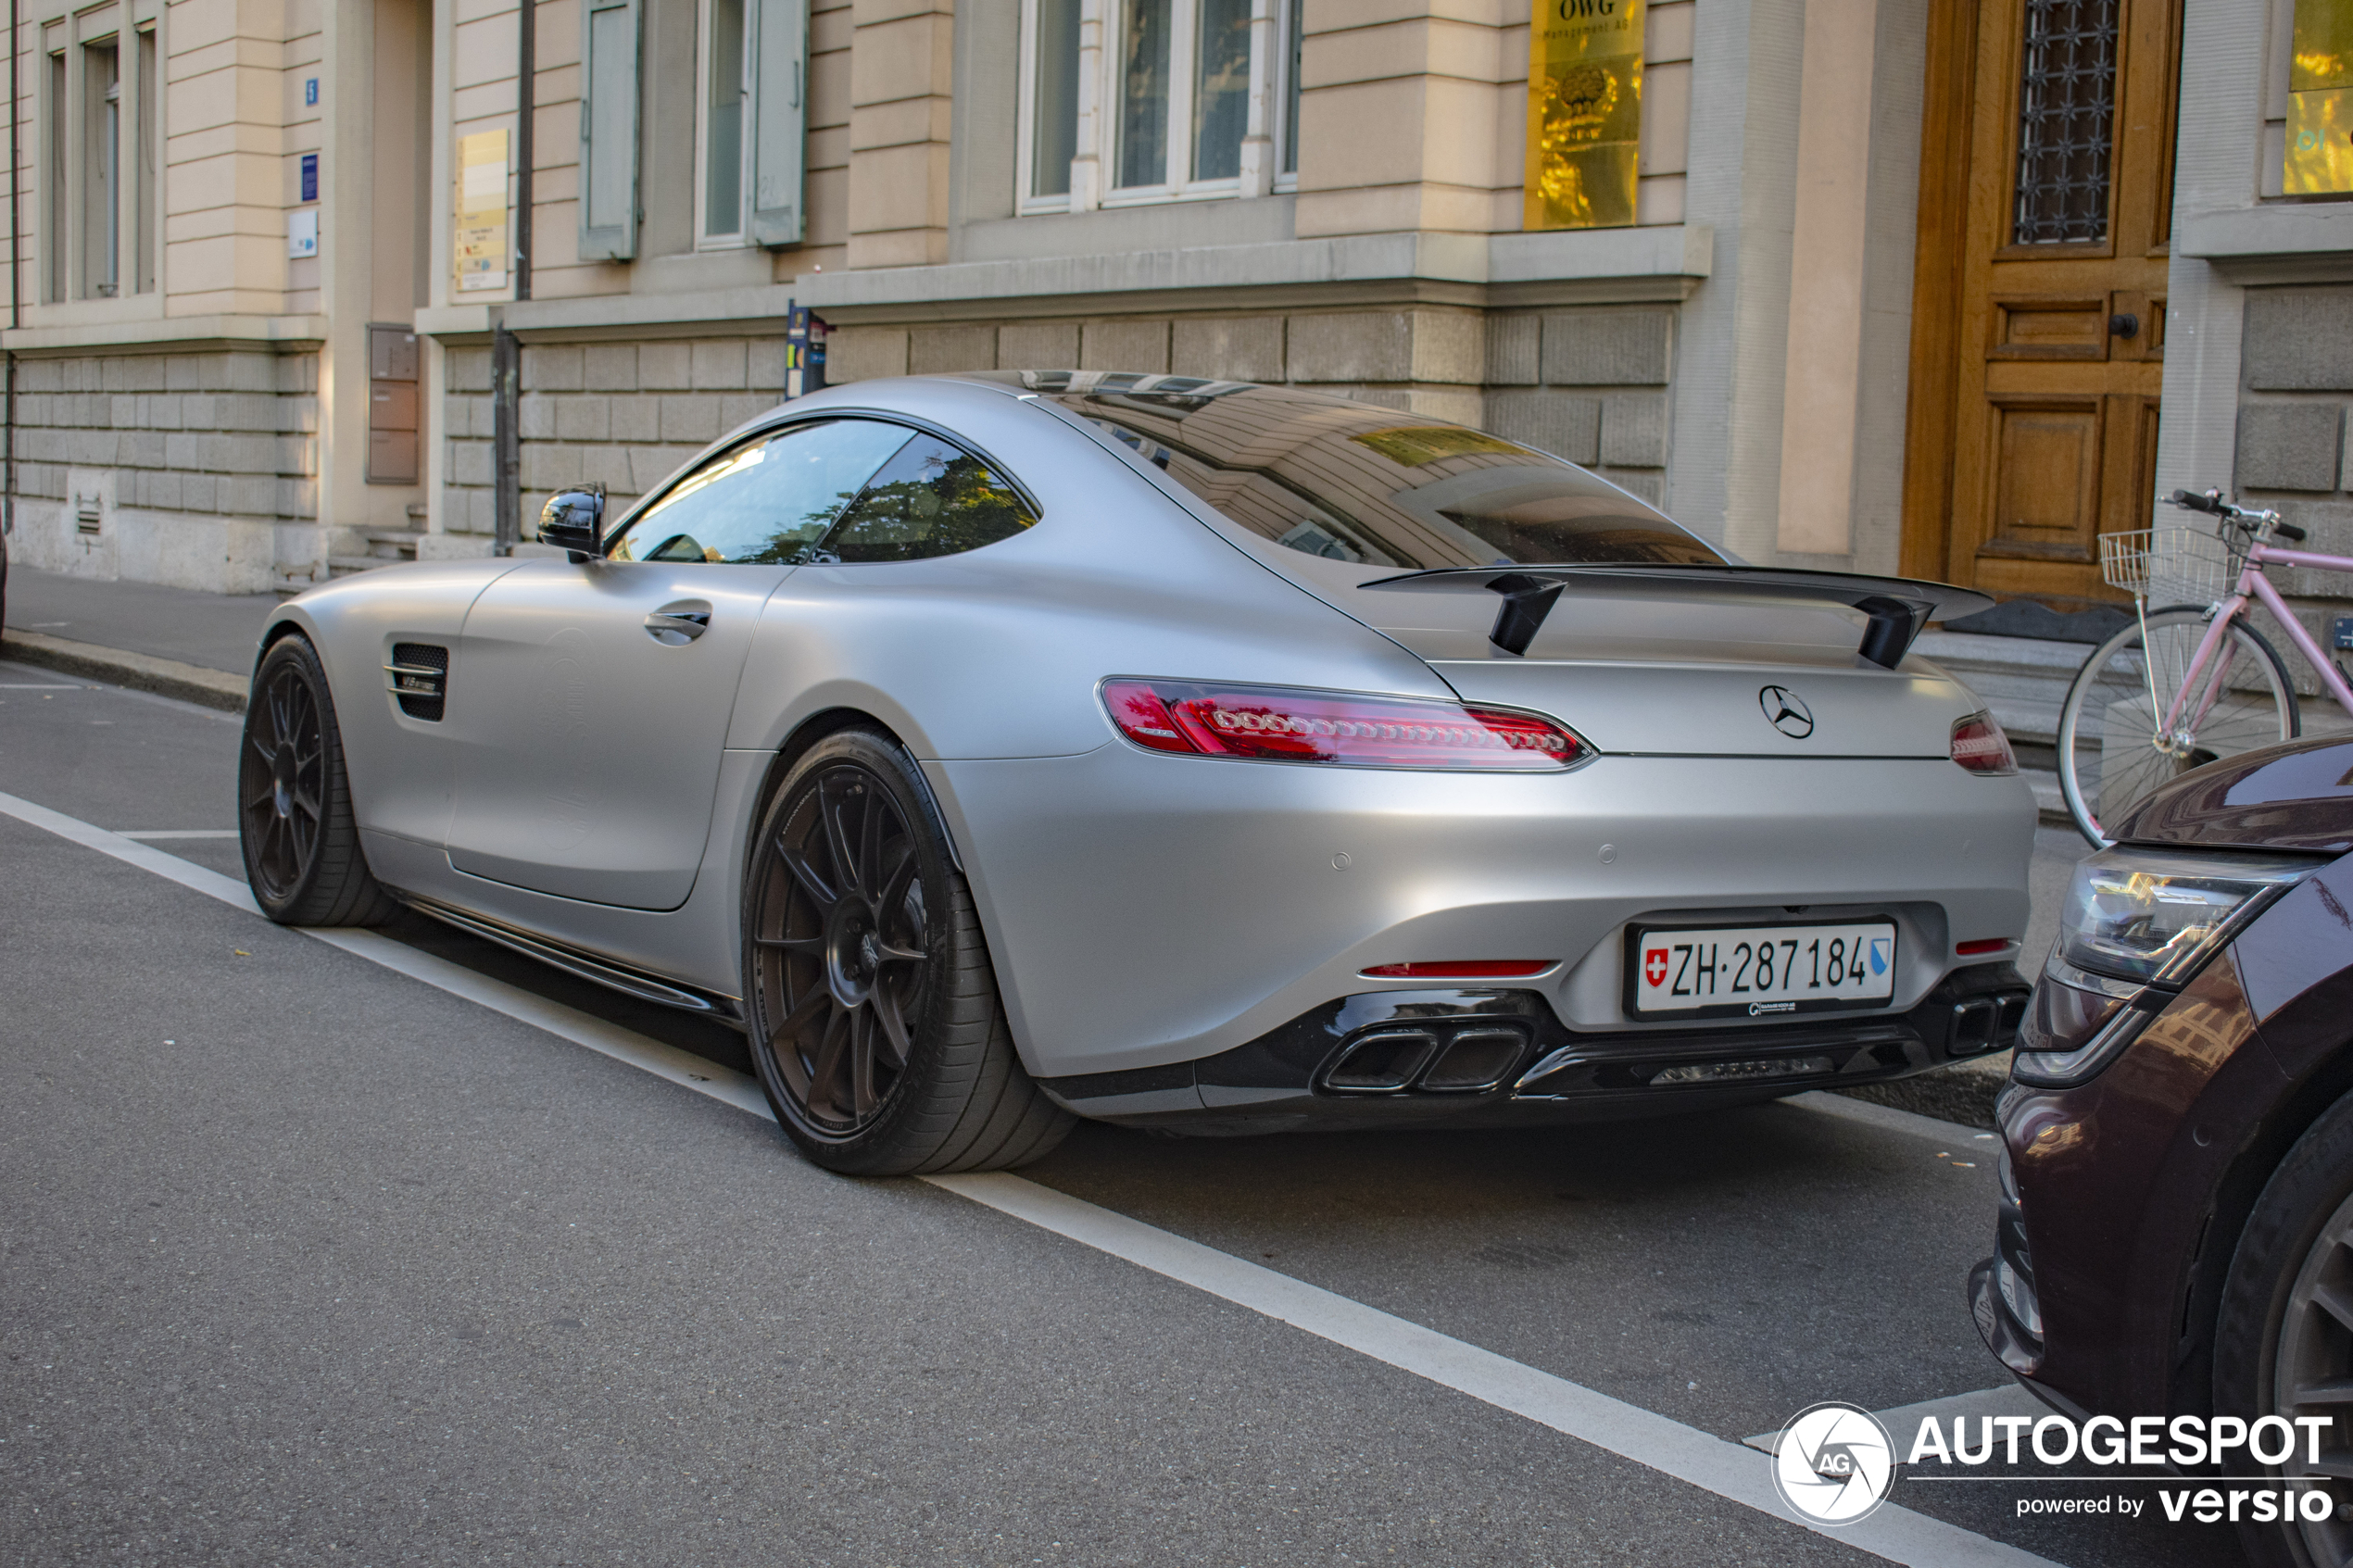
[265, 374, 2035, 1095]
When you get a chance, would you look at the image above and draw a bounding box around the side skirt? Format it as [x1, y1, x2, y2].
[396, 893, 746, 1029]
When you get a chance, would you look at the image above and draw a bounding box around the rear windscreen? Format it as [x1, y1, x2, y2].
[1001, 372, 1723, 570]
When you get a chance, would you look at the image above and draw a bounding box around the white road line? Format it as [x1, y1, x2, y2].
[115, 829, 241, 839]
[1746, 1383, 2046, 1455]
[932, 1173, 2058, 1568]
[0, 682, 82, 689]
[0, 790, 772, 1120]
[1788, 1087, 2003, 1148]
[0, 786, 2065, 1568]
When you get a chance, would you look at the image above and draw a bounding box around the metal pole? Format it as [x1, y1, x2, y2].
[6, 0, 21, 546]
[514, 0, 534, 301]
[492, 320, 520, 556]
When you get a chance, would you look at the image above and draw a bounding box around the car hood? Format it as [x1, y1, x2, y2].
[2114, 735, 2353, 853]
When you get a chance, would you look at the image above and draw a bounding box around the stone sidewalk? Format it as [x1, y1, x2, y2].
[2, 564, 269, 708]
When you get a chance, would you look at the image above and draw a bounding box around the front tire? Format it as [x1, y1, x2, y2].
[741, 729, 1072, 1175]
[2057, 605, 2298, 847]
[2215, 1089, 2353, 1567]
[237, 635, 396, 926]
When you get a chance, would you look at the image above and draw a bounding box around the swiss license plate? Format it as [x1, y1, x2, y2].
[1629, 922, 1897, 1018]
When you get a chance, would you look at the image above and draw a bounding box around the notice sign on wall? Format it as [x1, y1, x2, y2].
[2289, 0, 2353, 193]
[454, 129, 510, 294]
[1524, 0, 1645, 231]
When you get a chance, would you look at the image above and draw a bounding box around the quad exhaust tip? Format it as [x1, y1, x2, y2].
[1322, 1023, 1531, 1096]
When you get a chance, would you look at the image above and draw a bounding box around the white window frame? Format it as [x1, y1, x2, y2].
[1015, 0, 1297, 216]
[693, 0, 752, 247]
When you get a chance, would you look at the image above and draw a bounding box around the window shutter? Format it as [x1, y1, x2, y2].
[747, 0, 808, 247]
[578, 0, 642, 261]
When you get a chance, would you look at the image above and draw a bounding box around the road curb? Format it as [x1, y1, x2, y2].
[1, 629, 247, 711]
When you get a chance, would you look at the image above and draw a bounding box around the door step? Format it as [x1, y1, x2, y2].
[327, 529, 425, 578]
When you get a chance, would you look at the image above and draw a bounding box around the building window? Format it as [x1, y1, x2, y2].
[699, 0, 749, 243]
[2010, 0, 2119, 245]
[44, 18, 158, 304]
[1020, 0, 1298, 212]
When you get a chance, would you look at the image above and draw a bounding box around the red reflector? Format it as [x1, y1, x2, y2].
[1956, 938, 2011, 956]
[1101, 679, 1586, 771]
[1950, 709, 2018, 775]
[1361, 960, 1556, 979]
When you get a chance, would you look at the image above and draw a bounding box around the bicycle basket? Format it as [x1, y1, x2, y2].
[2097, 521, 2239, 606]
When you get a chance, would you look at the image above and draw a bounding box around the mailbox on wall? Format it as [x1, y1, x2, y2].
[368, 325, 421, 485]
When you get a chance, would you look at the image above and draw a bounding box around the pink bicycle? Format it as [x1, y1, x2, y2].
[2057, 487, 2353, 847]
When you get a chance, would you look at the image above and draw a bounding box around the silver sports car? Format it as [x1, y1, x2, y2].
[239, 371, 2036, 1173]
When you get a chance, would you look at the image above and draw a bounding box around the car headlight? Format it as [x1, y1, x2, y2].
[2012, 847, 2320, 1087]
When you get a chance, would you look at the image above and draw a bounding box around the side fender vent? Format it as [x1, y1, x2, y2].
[386, 643, 448, 721]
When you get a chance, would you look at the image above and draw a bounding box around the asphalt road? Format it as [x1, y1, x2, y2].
[0, 660, 2244, 1567]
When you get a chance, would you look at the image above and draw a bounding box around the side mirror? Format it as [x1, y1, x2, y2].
[537, 484, 607, 560]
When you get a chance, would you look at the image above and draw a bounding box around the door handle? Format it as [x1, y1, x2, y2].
[644, 603, 711, 646]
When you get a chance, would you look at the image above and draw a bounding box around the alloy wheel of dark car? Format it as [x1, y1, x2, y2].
[2274, 1189, 2353, 1563]
[2217, 1086, 2353, 1567]
[741, 729, 1071, 1175]
[237, 636, 396, 926]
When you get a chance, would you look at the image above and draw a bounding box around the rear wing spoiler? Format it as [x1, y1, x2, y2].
[1357, 566, 1994, 668]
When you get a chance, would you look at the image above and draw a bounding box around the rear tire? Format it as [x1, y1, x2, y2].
[2215, 1089, 2353, 1568]
[237, 635, 397, 926]
[741, 728, 1073, 1175]
[2057, 605, 2298, 848]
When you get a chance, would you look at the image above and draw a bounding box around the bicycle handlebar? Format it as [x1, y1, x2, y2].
[2167, 487, 2305, 542]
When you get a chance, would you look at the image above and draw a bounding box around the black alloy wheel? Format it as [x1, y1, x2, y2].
[236, 636, 396, 926]
[2217, 1087, 2353, 1567]
[742, 729, 1070, 1174]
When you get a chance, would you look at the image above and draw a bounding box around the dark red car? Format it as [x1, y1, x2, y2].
[1971, 734, 2353, 1562]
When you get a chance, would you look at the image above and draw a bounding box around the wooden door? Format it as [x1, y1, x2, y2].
[1904, 0, 2180, 606]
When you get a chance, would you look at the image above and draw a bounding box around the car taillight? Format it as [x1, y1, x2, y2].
[1101, 680, 1587, 771]
[1950, 709, 2017, 775]
[1361, 960, 1555, 978]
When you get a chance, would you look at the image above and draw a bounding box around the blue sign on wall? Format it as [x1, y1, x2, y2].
[300, 153, 318, 204]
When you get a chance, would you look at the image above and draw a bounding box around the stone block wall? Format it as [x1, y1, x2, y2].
[447, 307, 1680, 546]
[439, 337, 792, 534]
[2232, 287, 2353, 696]
[827, 304, 1675, 502]
[5, 348, 321, 594]
[1484, 308, 1675, 505]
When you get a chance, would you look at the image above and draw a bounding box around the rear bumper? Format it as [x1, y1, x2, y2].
[933, 746, 2036, 1081]
[1038, 961, 2028, 1133]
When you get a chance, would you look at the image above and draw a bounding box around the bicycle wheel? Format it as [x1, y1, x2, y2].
[2057, 604, 2299, 847]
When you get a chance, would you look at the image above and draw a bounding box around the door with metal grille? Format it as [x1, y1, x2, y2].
[1928, 0, 2179, 608]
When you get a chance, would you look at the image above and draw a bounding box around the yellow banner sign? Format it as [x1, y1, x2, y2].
[1525, 0, 1645, 231]
[2289, 0, 2353, 192]
[454, 129, 510, 294]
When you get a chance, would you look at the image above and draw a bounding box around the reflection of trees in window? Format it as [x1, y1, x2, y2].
[823, 439, 1038, 562]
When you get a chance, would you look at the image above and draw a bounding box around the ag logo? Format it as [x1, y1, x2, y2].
[1770, 1402, 1894, 1525]
[1760, 685, 1815, 739]
[1643, 947, 1669, 987]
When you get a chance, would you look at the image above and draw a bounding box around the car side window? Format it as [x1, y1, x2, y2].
[813, 433, 1038, 564]
[607, 419, 913, 565]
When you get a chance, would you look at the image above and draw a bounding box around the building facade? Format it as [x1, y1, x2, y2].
[2, 0, 2347, 696]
